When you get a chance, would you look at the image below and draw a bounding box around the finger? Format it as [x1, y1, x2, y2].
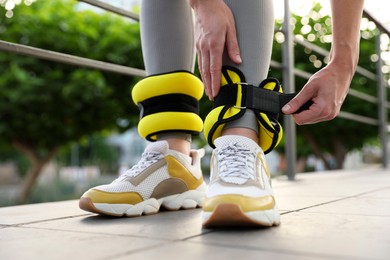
[292, 110, 322, 125]
[292, 99, 334, 125]
[293, 114, 328, 125]
[197, 53, 209, 98]
[288, 93, 320, 124]
[209, 45, 224, 98]
[226, 24, 241, 64]
[201, 50, 212, 100]
[294, 106, 339, 125]
[210, 68, 221, 99]
[282, 87, 314, 115]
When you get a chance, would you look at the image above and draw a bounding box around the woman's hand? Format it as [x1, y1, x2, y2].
[190, 0, 242, 100]
[282, 61, 353, 125]
[282, 0, 364, 125]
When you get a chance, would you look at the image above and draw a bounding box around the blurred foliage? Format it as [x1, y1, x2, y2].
[56, 133, 120, 175]
[0, 142, 29, 176]
[0, 0, 143, 171]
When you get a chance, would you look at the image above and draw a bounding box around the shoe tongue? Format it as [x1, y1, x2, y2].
[215, 135, 260, 152]
[215, 136, 260, 185]
[144, 141, 169, 155]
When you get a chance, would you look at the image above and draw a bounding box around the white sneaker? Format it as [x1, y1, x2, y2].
[79, 141, 206, 216]
[202, 135, 280, 227]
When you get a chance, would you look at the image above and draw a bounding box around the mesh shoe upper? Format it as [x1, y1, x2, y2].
[206, 135, 275, 202]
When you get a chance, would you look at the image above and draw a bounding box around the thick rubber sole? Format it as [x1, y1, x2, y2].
[79, 190, 205, 217]
[202, 203, 280, 228]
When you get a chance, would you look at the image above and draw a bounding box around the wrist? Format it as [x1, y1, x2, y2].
[329, 43, 359, 76]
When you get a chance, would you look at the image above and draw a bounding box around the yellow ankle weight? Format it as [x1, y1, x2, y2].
[204, 66, 283, 154]
[132, 71, 204, 141]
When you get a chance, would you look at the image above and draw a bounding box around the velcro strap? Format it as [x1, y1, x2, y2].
[138, 94, 199, 119]
[214, 84, 312, 114]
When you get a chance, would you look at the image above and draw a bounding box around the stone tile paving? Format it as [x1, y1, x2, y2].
[1, 167, 389, 260]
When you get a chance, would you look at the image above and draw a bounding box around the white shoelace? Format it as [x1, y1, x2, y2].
[119, 151, 164, 179]
[217, 142, 256, 181]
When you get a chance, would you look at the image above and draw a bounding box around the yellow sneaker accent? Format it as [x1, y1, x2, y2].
[81, 189, 143, 205]
[166, 155, 204, 190]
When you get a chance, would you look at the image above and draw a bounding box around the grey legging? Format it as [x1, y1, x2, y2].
[140, 0, 275, 136]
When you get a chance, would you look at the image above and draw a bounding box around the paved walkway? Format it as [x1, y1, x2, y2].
[1, 167, 390, 260]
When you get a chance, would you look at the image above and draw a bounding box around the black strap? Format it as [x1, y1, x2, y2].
[139, 94, 199, 118]
[214, 84, 313, 115]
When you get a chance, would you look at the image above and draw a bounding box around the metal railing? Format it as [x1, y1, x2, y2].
[0, 0, 388, 180]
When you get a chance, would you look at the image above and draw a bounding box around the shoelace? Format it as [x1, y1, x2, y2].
[121, 151, 164, 178]
[217, 142, 256, 181]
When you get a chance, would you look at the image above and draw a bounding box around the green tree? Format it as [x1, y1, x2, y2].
[0, 0, 143, 202]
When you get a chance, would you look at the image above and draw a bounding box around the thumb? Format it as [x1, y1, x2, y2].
[282, 92, 312, 115]
[282, 99, 298, 115]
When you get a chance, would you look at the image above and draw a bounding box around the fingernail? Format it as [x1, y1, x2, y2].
[236, 55, 242, 63]
[282, 104, 291, 113]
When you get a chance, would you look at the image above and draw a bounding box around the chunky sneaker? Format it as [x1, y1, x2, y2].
[202, 135, 280, 227]
[79, 141, 206, 216]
